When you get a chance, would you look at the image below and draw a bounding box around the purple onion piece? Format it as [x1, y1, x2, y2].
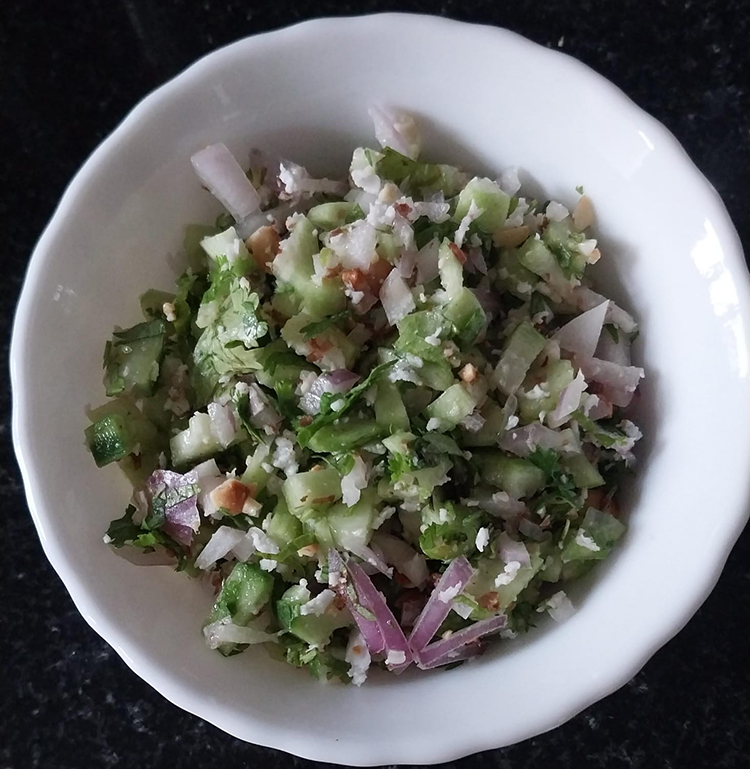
[347, 560, 413, 672]
[415, 640, 483, 670]
[415, 614, 508, 670]
[328, 550, 385, 655]
[408, 556, 473, 653]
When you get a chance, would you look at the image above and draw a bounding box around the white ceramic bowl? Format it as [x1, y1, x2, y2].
[12, 13, 750, 765]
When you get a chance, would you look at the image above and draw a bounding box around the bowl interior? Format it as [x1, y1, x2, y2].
[12, 14, 750, 765]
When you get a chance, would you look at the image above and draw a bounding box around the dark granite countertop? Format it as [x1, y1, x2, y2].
[1, 1, 749, 767]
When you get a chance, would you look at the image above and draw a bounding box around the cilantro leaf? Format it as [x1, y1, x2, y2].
[301, 310, 352, 339]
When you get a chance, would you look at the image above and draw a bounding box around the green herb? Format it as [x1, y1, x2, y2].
[528, 447, 580, 515]
[296, 361, 395, 448]
[604, 324, 619, 343]
[375, 147, 443, 191]
[575, 184, 585, 195]
[300, 310, 352, 339]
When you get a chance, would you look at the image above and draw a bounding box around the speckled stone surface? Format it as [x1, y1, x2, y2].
[1, 1, 749, 767]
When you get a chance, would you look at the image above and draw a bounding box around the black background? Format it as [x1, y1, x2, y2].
[1, 1, 749, 768]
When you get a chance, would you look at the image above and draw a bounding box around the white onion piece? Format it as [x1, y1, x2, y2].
[496, 532, 531, 568]
[370, 531, 429, 588]
[348, 544, 393, 577]
[278, 161, 348, 199]
[397, 250, 417, 278]
[415, 614, 507, 669]
[409, 556, 473, 653]
[191, 143, 261, 221]
[416, 238, 440, 285]
[347, 560, 413, 671]
[207, 402, 237, 448]
[368, 105, 421, 160]
[203, 617, 278, 649]
[572, 287, 637, 334]
[518, 518, 550, 542]
[411, 193, 450, 223]
[341, 454, 369, 507]
[329, 220, 378, 271]
[299, 371, 360, 415]
[586, 395, 613, 420]
[576, 356, 644, 408]
[545, 591, 575, 622]
[548, 370, 588, 428]
[500, 425, 580, 457]
[195, 526, 246, 570]
[380, 270, 416, 326]
[498, 167, 521, 196]
[554, 301, 609, 358]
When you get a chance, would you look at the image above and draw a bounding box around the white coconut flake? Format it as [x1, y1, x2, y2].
[385, 649, 407, 667]
[575, 529, 601, 552]
[495, 560, 522, 586]
[498, 167, 521, 196]
[475, 527, 490, 552]
[346, 628, 372, 686]
[455, 199, 483, 248]
[543, 591, 576, 623]
[299, 589, 336, 616]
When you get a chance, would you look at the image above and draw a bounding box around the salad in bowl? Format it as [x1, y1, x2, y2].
[86, 107, 644, 685]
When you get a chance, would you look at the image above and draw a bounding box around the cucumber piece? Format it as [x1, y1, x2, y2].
[497, 247, 538, 299]
[460, 399, 508, 447]
[307, 202, 359, 231]
[326, 490, 378, 552]
[562, 453, 605, 489]
[201, 226, 253, 273]
[443, 287, 486, 344]
[542, 219, 587, 277]
[374, 381, 410, 433]
[473, 451, 546, 498]
[517, 237, 568, 290]
[561, 507, 626, 563]
[273, 216, 345, 318]
[423, 383, 477, 432]
[206, 562, 274, 626]
[103, 319, 167, 397]
[518, 359, 575, 422]
[282, 311, 357, 369]
[283, 468, 342, 517]
[170, 411, 242, 467]
[240, 442, 272, 491]
[466, 548, 543, 611]
[493, 321, 546, 396]
[453, 177, 511, 233]
[401, 385, 435, 415]
[438, 238, 464, 299]
[265, 499, 303, 547]
[85, 414, 134, 467]
[276, 585, 349, 647]
[395, 310, 447, 363]
[376, 230, 401, 262]
[85, 400, 159, 468]
[420, 360, 455, 391]
[307, 418, 383, 453]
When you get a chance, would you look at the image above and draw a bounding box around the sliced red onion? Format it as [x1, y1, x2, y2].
[572, 287, 637, 334]
[517, 518, 550, 542]
[416, 238, 439, 285]
[341, 454, 369, 507]
[554, 300, 609, 358]
[408, 556, 473, 653]
[496, 532, 531, 568]
[416, 640, 484, 670]
[207, 402, 238, 448]
[243, 383, 283, 428]
[348, 544, 393, 578]
[147, 469, 200, 545]
[380, 269, 416, 326]
[415, 614, 508, 670]
[370, 532, 429, 588]
[399, 595, 426, 629]
[575, 355, 644, 408]
[299, 371, 360, 416]
[595, 329, 632, 367]
[467, 248, 488, 275]
[191, 143, 261, 221]
[195, 526, 246, 570]
[548, 370, 588, 428]
[368, 105, 421, 160]
[347, 560, 412, 671]
[329, 550, 385, 654]
[499, 424, 580, 457]
[467, 489, 526, 519]
[397, 249, 417, 278]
